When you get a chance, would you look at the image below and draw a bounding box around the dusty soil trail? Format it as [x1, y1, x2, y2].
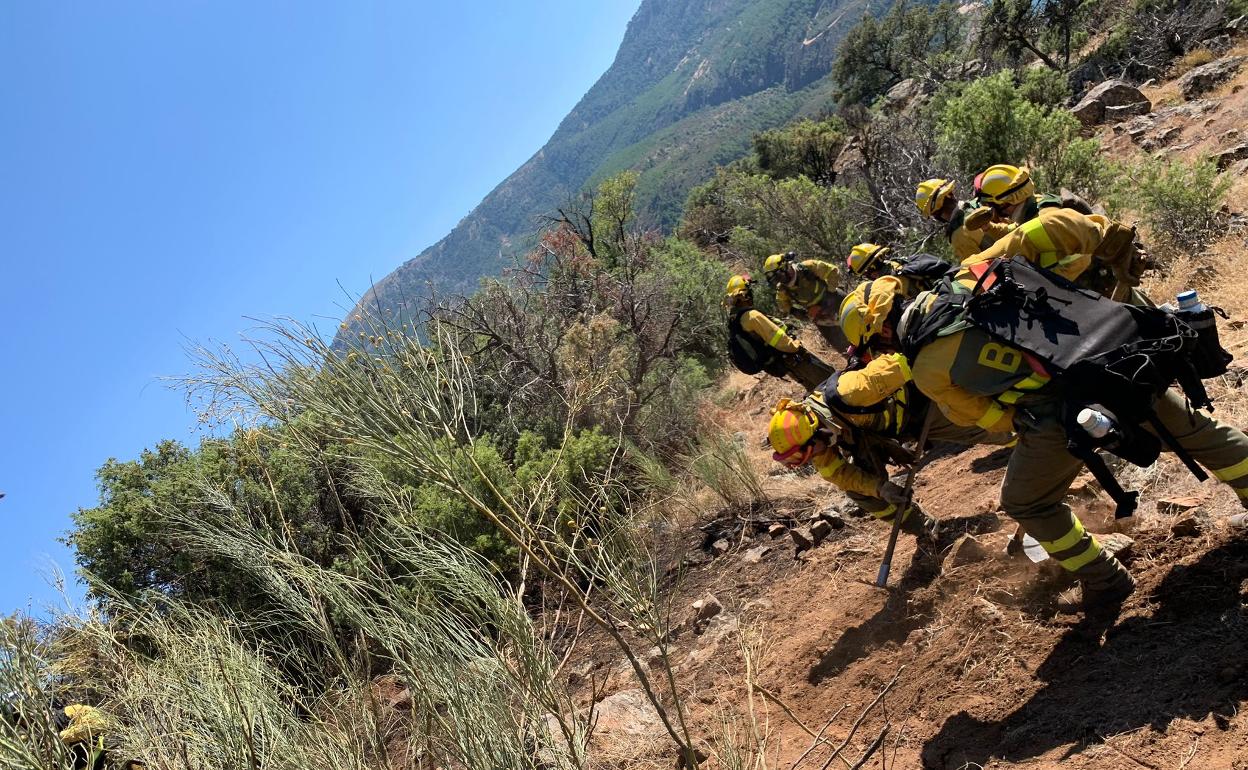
[562, 59, 1248, 770]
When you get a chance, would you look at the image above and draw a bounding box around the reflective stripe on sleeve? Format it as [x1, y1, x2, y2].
[1020, 218, 1058, 268]
[888, 353, 913, 382]
[768, 327, 788, 347]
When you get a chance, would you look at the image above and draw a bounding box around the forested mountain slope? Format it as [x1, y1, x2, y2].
[339, 0, 866, 340]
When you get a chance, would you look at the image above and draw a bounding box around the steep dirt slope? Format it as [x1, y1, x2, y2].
[559, 65, 1248, 770]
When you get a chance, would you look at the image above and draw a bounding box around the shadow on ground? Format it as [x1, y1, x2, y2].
[807, 512, 1003, 684]
[921, 539, 1248, 768]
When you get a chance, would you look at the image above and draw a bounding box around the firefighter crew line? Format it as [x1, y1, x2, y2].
[725, 163, 1248, 614]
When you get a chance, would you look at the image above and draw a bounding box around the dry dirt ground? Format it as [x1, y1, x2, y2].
[558, 60, 1248, 770]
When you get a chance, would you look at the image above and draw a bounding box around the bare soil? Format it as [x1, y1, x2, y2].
[559, 59, 1248, 767]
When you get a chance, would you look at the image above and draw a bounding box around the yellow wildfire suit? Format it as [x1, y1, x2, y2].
[965, 206, 1105, 285]
[967, 205, 1149, 303]
[803, 353, 1011, 530]
[61, 704, 107, 769]
[734, 308, 834, 390]
[904, 268, 1248, 590]
[775, 259, 849, 350]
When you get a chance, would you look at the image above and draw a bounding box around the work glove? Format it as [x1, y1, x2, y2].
[963, 206, 994, 231]
[1093, 222, 1144, 286]
[875, 478, 910, 506]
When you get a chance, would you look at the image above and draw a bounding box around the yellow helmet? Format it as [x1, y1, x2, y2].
[838, 276, 905, 348]
[768, 397, 819, 466]
[846, 243, 891, 276]
[977, 164, 1034, 207]
[915, 178, 956, 218]
[763, 251, 795, 283]
[725, 274, 753, 303]
[723, 274, 748, 298]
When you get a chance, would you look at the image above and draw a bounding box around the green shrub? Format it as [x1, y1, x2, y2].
[752, 118, 847, 185]
[935, 71, 1118, 202]
[1121, 155, 1231, 255]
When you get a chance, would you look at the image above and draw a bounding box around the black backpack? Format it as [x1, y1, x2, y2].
[904, 256, 1231, 516]
[727, 309, 788, 376]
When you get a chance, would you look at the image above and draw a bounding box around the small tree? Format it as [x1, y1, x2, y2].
[833, 0, 969, 106]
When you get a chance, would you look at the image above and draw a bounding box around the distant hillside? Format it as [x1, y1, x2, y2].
[340, 0, 869, 340]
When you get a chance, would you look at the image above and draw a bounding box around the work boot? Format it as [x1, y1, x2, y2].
[900, 507, 939, 541]
[1057, 569, 1136, 616]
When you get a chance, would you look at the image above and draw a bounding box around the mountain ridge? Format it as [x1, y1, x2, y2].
[338, 0, 870, 341]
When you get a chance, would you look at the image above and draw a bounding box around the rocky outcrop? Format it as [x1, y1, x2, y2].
[881, 78, 925, 112]
[1178, 55, 1246, 98]
[1071, 79, 1151, 126]
[591, 690, 665, 740]
[1215, 143, 1248, 170]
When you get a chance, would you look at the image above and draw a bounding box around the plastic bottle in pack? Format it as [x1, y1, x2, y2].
[1177, 290, 1205, 312]
[1077, 408, 1114, 439]
[1174, 289, 1232, 378]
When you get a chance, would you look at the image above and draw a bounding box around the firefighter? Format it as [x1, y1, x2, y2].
[762, 251, 849, 351]
[851, 270, 1248, 613]
[914, 178, 1016, 261]
[724, 274, 834, 391]
[844, 242, 953, 295]
[972, 164, 1149, 301]
[767, 276, 1012, 533]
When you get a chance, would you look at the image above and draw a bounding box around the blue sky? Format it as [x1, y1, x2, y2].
[0, 1, 639, 615]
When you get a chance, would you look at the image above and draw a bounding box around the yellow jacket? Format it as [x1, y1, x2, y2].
[776, 259, 840, 316]
[802, 355, 916, 496]
[737, 309, 801, 354]
[813, 445, 883, 496]
[964, 207, 1109, 284]
[835, 353, 912, 413]
[906, 272, 1050, 434]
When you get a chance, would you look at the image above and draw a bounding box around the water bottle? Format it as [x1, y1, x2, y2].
[1175, 289, 1232, 378]
[1177, 290, 1205, 312]
[1077, 407, 1114, 439]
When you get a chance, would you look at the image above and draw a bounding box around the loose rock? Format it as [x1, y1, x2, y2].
[819, 510, 846, 529]
[767, 522, 788, 539]
[1215, 143, 1248, 170]
[947, 533, 989, 567]
[810, 519, 833, 544]
[742, 545, 771, 564]
[1100, 532, 1135, 559]
[790, 526, 816, 553]
[691, 595, 723, 625]
[1178, 55, 1246, 99]
[1071, 79, 1151, 125]
[1104, 102, 1151, 123]
[1170, 509, 1213, 538]
[711, 538, 730, 557]
[1157, 496, 1205, 515]
[591, 689, 665, 740]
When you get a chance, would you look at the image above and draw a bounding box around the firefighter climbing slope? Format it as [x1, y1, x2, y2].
[877, 259, 1248, 613]
[763, 251, 850, 352]
[724, 273, 834, 391]
[843, 242, 952, 294]
[766, 275, 1012, 537]
[914, 177, 1016, 261]
[971, 164, 1151, 302]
